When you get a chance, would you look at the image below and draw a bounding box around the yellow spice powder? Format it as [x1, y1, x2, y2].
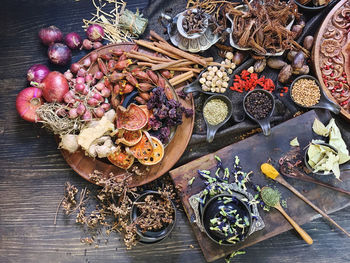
[203, 99, 228, 126]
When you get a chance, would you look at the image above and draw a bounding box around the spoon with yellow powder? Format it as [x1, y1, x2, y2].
[260, 187, 313, 244]
[261, 163, 350, 238]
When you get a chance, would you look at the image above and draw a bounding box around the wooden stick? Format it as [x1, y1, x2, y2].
[150, 30, 168, 43]
[170, 71, 194, 86]
[169, 71, 193, 86]
[135, 40, 182, 60]
[151, 59, 188, 71]
[155, 42, 207, 67]
[130, 50, 171, 63]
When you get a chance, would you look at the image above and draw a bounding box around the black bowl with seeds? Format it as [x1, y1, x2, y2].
[130, 191, 176, 244]
[243, 89, 275, 136]
[290, 75, 340, 114]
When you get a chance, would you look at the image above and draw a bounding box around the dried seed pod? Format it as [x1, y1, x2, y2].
[138, 83, 154, 92]
[254, 59, 266, 73]
[303, 36, 314, 51]
[139, 92, 150, 101]
[232, 51, 245, 65]
[292, 51, 305, 70]
[135, 96, 147, 104]
[267, 58, 287, 70]
[291, 25, 303, 39]
[293, 65, 310, 75]
[278, 65, 293, 84]
[287, 50, 298, 62]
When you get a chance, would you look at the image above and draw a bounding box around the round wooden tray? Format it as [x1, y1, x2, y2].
[60, 43, 195, 187]
[313, 0, 350, 121]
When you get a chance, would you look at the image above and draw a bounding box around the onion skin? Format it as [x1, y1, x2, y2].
[86, 24, 104, 42]
[41, 71, 69, 102]
[64, 32, 82, 49]
[38, 26, 63, 46]
[48, 43, 72, 66]
[16, 87, 44, 122]
[27, 64, 50, 83]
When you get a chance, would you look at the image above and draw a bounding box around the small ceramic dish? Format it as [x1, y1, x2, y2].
[203, 94, 233, 143]
[243, 89, 275, 136]
[290, 75, 341, 114]
[176, 9, 209, 39]
[295, 0, 333, 12]
[201, 193, 252, 245]
[304, 142, 350, 176]
[130, 191, 176, 244]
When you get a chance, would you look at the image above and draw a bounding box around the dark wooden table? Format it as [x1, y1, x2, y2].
[0, 1, 349, 262]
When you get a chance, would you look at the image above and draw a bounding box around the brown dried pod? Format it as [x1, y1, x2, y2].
[292, 51, 305, 70]
[232, 51, 245, 65]
[135, 96, 147, 105]
[292, 65, 310, 75]
[278, 64, 293, 84]
[291, 25, 303, 39]
[287, 50, 298, 62]
[267, 58, 287, 70]
[254, 59, 266, 73]
[303, 36, 314, 51]
[139, 92, 150, 101]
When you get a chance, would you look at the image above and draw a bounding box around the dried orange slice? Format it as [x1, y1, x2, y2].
[116, 129, 142, 146]
[139, 105, 151, 130]
[128, 132, 153, 160]
[138, 136, 164, 166]
[108, 148, 135, 169]
[116, 103, 147, 131]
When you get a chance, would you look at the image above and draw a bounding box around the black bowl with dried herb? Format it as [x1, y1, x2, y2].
[202, 193, 252, 245]
[130, 191, 176, 243]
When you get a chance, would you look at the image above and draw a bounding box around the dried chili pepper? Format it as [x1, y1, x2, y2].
[97, 58, 108, 76]
[230, 70, 276, 93]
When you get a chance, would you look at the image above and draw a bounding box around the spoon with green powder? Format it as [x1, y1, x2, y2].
[260, 187, 313, 245]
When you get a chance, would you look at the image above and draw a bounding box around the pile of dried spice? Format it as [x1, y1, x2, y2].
[291, 78, 320, 107]
[203, 98, 228, 126]
[244, 91, 273, 120]
[230, 70, 275, 93]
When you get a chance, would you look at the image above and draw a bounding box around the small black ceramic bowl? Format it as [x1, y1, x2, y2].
[130, 191, 176, 244]
[295, 0, 332, 12]
[201, 193, 252, 245]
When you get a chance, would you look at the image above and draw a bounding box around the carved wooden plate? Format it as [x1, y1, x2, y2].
[59, 43, 195, 187]
[313, 0, 350, 121]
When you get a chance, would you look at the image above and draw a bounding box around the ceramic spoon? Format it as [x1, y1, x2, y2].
[290, 75, 341, 114]
[203, 94, 233, 143]
[183, 69, 216, 95]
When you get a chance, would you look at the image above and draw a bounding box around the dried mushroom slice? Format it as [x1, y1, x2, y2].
[107, 148, 135, 169]
[116, 103, 147, 131]
[116, 129, 142, 146]
[138, 137, 164, 166]
[128, 132, 154, 159]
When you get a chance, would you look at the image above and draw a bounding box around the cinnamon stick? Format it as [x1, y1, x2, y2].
[168, 67, 201, 74]
[169, 71, 194, 86]
[150, 30, 168, 43]
[135, 40, 182, 60]
[130, 50, 171, 63]
[126, 53, 159, 63]
[155, 42, 207, 67]
[152, 60, 194, 71]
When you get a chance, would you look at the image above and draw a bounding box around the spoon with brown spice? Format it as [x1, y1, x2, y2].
[260, 187, 313, 245]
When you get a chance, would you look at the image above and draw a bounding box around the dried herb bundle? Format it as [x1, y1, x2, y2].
[226, 0, 301, 54]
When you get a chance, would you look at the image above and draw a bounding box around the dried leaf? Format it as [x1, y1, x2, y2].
[290, 137, 299, 147]
[312, 118, 329, 137]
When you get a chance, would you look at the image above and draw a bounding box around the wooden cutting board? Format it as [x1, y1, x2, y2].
[169, 110, 350, 262]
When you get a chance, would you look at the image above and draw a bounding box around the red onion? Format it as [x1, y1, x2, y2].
[63, 70, 73, 80]
[82, 110, 92, 121]
[48, 43, 72, 66]
[82, 57, 91, 68]
[95, 82, 105, 91]
[92, 92, 103, 102]
[94, 71, 103, 80]
[77, 68, 86, 77]
[82, 87, 89, 95]
[76, 77, 85, 84]
[76, 103, 86, 115]
[40, 71, 69, 102]
[90, 52, 98, 63]
[16, 87, 44, 122]
[101, 87, 111, 97]
[87, 98, 99, 106]
[86, 24, 104, 42]
[56, 108, 67, 117]
[38, 26, 63, 46]
[64, 32, 82, 49]
[63, 90, 76, 104]
[75, 83, 85, 93]
[70, 63, 81, 74]
[68, 108, 78, 119]
[27, 64, 50, 83]
[93, 42, 103, 49]
[82, 39, 93, 50]
[94, 107, 105, 118]
[101, 103, 111, 111]
[85, 74, 93, 84]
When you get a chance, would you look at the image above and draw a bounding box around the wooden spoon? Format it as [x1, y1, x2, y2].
[261, 187, 313, 245]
